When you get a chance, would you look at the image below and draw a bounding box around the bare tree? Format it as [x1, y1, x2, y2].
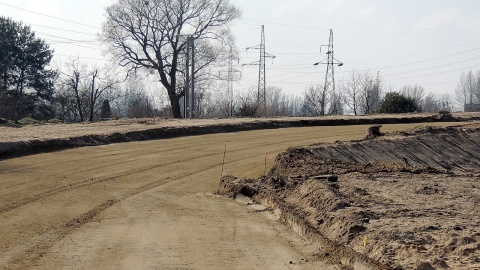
[303, 84, 329, 116]
[422, 92, 438, 112]
[329, 91, 344, 115]
[275, 92, 302, 117]
[340, 70, 361, 115]
[265, 86, 282, 117]
[477, 70, 480, 102]
[439, 93, 453, 111]
[340, 70, 381, 115]
[59, 58, 88, 121]
[235, 86, 258, 117]
[456, 70, 479, 111]
[400, 85, 425, 108]
[112, 75, 163, 118]
[358, 71, 381, 115]
[57, 58, 123, 122]
[53, 90, 76, 121]
[216, 81, 235, 117]
[101, 0, 241, 118]
[192, 78, 214, 118]
[86, 67, 124, 121]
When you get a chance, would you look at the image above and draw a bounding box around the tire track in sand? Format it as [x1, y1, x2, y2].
[0, 131, 327, 214]
[7, 159, 237, 269]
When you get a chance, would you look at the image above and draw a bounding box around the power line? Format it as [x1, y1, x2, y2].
[369, 47, 480, 71]
[35, 31, 105, 50]
[267, 52, 318, 55]
[53, 54, 107, 61]
[0, 2, 100, 29]
[422, 80, 458, 86]
[28, 23, 98, 36]
[383, 64, 480, 82]
[269, 30, 329, 49]
[260, 46, 480, 83]
[336, 15, 480, 45]
[383, 56, 480, 77]
[348, 39, 480, 63]
[239, 18, 330, 30]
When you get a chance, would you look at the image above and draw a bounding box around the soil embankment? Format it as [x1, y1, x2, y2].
[1, 112, 480, 159]
[218, 124, 480, 269]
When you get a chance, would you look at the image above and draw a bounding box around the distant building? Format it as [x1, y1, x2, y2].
[464, 103, 480, 112]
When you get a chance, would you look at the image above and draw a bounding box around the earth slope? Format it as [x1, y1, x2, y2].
[219, 124, 480, 269]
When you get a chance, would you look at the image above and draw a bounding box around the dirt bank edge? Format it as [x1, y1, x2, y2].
[217, 125, 480, 269]
[1, 113, 478, 160]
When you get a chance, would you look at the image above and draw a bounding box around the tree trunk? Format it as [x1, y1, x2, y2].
[169, 92, 182, 118]
[88, 71, 97, 122]
[75, 93, 84, 122]
[162, 68, 183, 118]
[73, 74, 84, 122]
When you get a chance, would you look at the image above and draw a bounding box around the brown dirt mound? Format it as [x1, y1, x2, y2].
[218, 124, 480, 270]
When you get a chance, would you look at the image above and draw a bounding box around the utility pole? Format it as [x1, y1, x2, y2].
[184, 36, 195, 119]
[243, 25, 275, 117]
[185, 37, 190, 118]
[190, 37, 195, 119]
[314, 29, 343, 115]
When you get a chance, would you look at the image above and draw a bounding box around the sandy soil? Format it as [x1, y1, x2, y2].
[219, 123, 480, 269]
[0, 117, 477, 269]
[2, 125, 411, 269]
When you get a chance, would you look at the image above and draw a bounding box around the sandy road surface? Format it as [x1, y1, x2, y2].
[0, 123, 465, 269]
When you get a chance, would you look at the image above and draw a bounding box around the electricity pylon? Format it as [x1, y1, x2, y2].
[219, 46, 241, 117]
[243, 25, 275, 117]
[314, 29, 343, 113]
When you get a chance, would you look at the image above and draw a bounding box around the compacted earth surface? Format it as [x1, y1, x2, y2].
[1, 114, 479, 269]
[218, 123, 480, 269]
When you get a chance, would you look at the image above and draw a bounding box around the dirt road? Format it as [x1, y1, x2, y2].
[0, 123, 466, 269]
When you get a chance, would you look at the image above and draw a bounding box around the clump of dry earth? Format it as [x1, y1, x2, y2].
[218, 124, 480, 269]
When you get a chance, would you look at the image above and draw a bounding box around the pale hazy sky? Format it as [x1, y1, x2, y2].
[1, 0, 480, 103]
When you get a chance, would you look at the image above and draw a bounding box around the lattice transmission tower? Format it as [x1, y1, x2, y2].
[219, 46, 240, 117]
[315, 29, 343, 104]
[243, 25, 275, 116]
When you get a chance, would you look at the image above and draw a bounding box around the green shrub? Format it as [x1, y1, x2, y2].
[46, 118, 63, 124]
[0, 117, 20, 127]
[18, 117, 41, 125]
[378, 92, 418, 114]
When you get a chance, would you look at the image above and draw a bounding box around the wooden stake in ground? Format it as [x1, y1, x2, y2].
[221, 144, 227, 181]
[264, 154, 272, 177]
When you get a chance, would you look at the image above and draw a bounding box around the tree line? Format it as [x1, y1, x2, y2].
[0, 0, 474, 122]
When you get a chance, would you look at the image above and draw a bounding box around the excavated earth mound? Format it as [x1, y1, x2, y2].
[2, 112, 480, 159]
[218, 124, 480, 270]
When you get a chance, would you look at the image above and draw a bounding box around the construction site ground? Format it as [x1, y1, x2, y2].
[219, 123, 480, 270]
[0, 115, 479, 269]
